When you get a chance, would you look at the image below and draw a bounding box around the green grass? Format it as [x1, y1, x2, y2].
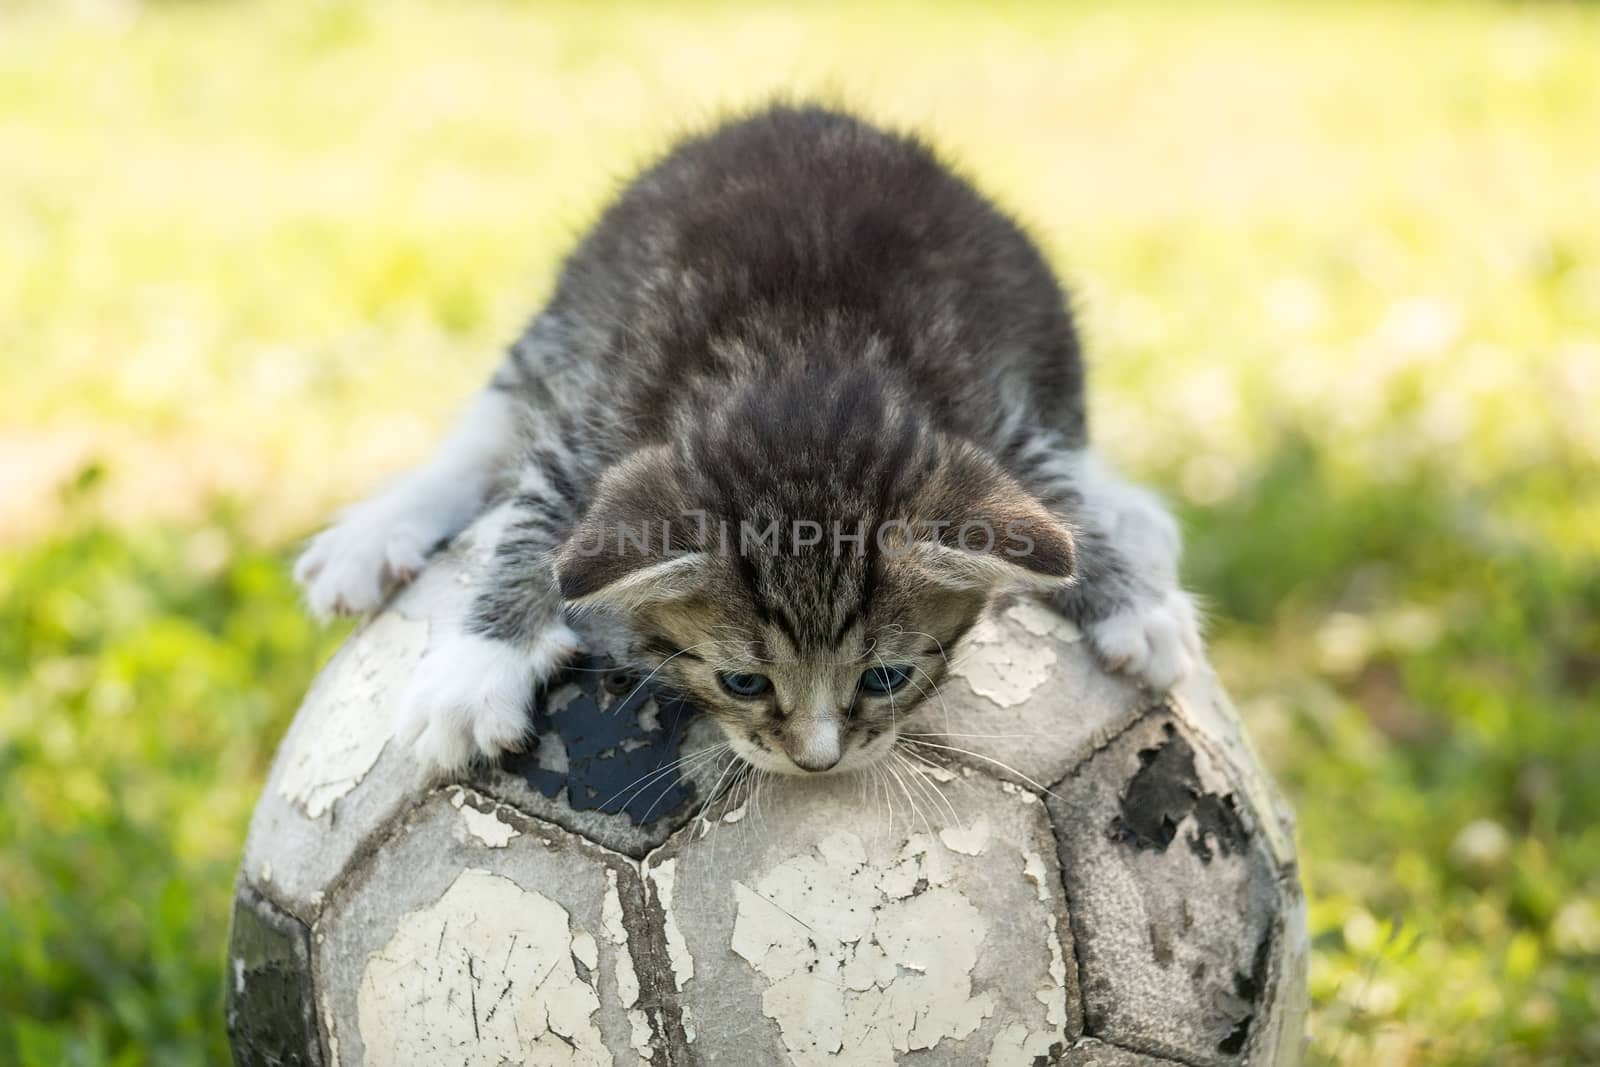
[2, 1, 1598, 1063]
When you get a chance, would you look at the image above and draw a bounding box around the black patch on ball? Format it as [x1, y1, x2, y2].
[1109, 721, 1247, 862]
[226, 885, 323, 1066]
[503, 654, 700, 826]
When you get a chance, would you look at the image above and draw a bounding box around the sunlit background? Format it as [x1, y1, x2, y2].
[2, 1, 1597, 1063]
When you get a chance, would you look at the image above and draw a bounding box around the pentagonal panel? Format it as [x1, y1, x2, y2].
[1047, 711, 1284, 1066]
[313, 788, 670, 1066]
[647, 769, 1081, 1065]
[478, 656, 731, 858]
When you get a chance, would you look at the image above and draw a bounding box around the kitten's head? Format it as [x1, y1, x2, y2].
[554, 378, 1075, 774]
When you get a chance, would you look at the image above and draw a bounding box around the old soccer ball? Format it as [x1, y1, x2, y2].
[229, 521, 1308, 1066]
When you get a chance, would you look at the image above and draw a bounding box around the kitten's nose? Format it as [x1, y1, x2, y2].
[783, 718, 841, 772]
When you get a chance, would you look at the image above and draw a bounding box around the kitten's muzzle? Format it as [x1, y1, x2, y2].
[782, 716, 842, 772]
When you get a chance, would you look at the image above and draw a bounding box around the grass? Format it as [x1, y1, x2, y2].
[1, 1, 1597, 1063]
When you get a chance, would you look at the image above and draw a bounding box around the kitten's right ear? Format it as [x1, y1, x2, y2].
[554, 447, 709, 612]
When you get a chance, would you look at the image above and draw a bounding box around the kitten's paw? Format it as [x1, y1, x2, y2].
[398, 624, 582, 780]
[1086, 589, 1203, 693]
[294, 508, 440, 619]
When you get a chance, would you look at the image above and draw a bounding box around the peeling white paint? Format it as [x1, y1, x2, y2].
[650, 859, 694, 992]
[1039, 914, 1069, 1027]
[320, 999, 342, 1067]
[1003, 599, 1082, 642]
[601, 872, 638, 1008]
[358, 868, 607, 1065]
[681, 1005, 697, 1044]
[602, 869, 655, 1062]
[627, 1010, 653, 1062]
[729, 830, 994, 1065]
[952, 600, 1083, 709]
[938, 816, 992, 857]
[1016, 849, 1071, 1030]
[957, 615, 1059, 708]
[914, 761, 959, 784]
[449, 792, 522, 848]
[278, 613, 427, 818]
[1021, 849, 1050, 902]
[986, 1020, 1061, 1066]
[572, 930, 599, 972]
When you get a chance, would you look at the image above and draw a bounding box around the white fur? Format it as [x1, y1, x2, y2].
[727, 719, 897, 776]
[295, 390, 520, 618]
[1075, 451, 1183, 585]
[1071, 450, 1203, 692]
[398, 623, 582, 779]
[1086, 589, 1203, 692]
[785, 717, 842, 772]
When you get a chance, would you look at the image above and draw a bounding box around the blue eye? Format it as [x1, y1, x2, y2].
[860, 665, 913, 694]
[717, 671, 772, 698]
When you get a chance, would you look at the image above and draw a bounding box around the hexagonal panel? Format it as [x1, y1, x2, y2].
[240, 608, 432, 919]
[647, 769, 1081, 1065]
[927, 598, 1156, 789]
[1046, 711, 1284, 1066]
[313, 788, 673, 1065]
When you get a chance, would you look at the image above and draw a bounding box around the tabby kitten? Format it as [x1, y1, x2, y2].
[295, 104, 1202, 778]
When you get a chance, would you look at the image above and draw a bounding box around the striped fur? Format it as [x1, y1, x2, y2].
[295, 103, 1201, 777]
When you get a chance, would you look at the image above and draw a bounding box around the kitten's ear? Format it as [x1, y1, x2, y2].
[909, 441, 1077, 594]
[554, 447, 709, 611]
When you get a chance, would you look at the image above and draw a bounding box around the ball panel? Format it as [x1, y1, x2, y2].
[226, 883, 323, 1066]
[476, 670, 732, 859]
[938, 599, 1155, 789]
[1247, 889, 1311, 1067]
[1167, 666, 1298, 872]
[1047, 711, 1284, 1066]
[313, 788, 668, 1065]
[646, 770, 1081, 1065]
[242, 610, 433, 920]
[1058, 1040, 1185, 1065]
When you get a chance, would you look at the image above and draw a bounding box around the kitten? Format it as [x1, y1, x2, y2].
[295, 104, 1202, 778]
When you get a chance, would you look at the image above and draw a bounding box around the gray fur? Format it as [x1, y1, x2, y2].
[297, 102, 1201, 776]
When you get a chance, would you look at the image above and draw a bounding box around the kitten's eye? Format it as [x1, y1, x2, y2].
[717, 671, 772, 698]
[860, 664, 914, 695]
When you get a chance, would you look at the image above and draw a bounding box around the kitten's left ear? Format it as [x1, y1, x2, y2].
[908, 440, 1077, 594]
[554, 446, 710, 612]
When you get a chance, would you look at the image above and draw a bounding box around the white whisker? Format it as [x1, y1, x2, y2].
[899, 737, 1063, 800]
[596, 741, 729, 813]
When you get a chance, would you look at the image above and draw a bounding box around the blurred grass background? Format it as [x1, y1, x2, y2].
[1, 1, 1597, 1063]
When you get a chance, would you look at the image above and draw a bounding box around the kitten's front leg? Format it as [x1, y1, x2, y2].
[400, 472, 582, 779]
[1035, 448, 1204, 691]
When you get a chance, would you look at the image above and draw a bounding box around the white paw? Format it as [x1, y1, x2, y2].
[294, 506, 442, 619]
[398, 624, 582, 779]
[1087, 589, 1203, 693]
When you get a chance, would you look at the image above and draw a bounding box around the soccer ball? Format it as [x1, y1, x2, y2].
[229, 522, 1307, 1066]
